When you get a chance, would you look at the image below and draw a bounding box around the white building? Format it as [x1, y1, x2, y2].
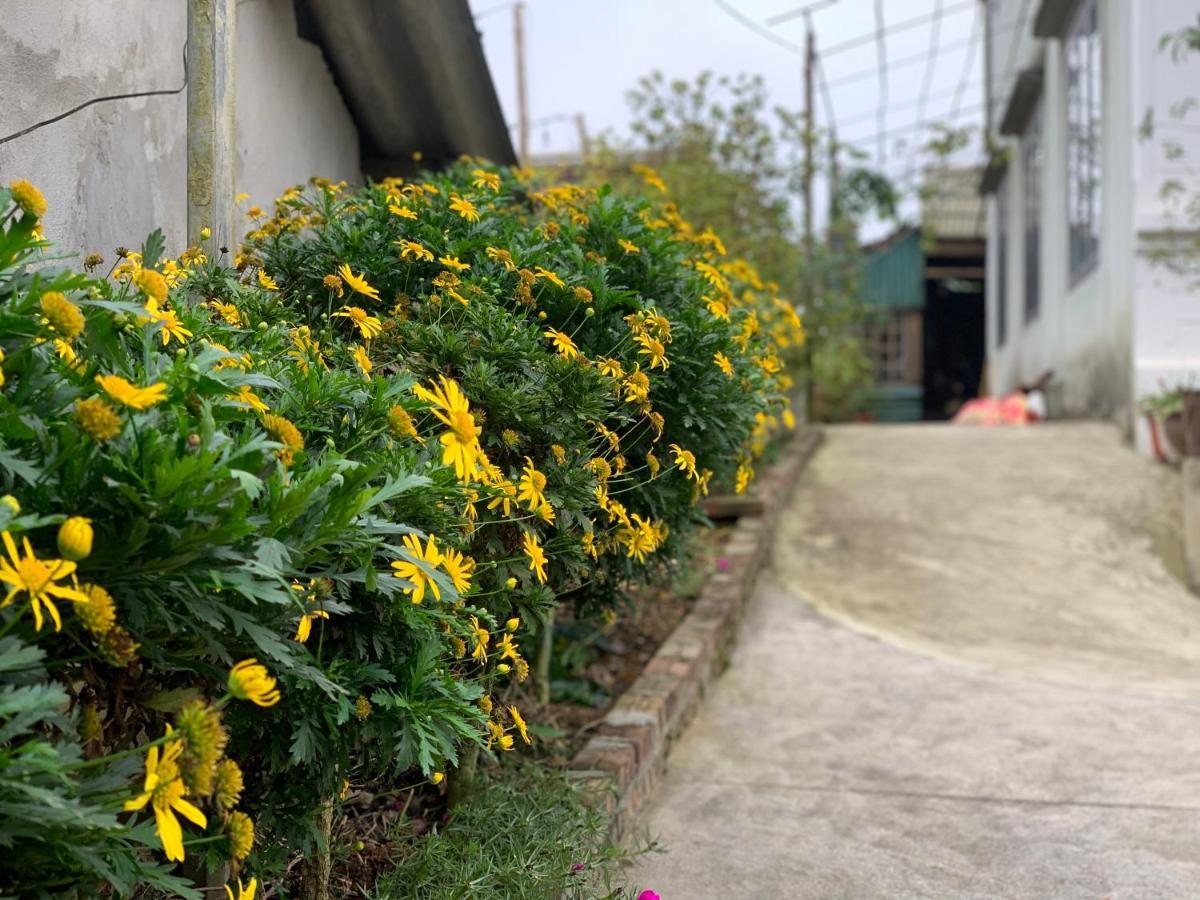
[982, 0, 1200, 452]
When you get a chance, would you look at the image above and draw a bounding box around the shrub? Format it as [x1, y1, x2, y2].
[0, 160, 797, 897]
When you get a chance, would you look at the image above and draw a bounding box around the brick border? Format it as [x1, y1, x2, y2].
[567, 428, 824, 836]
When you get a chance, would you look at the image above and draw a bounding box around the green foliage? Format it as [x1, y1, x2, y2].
[0, 161, 795, 897]
[372, 765, 640, 900]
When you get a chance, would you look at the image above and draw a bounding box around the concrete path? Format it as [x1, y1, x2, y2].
[628, 424, 1200, 899]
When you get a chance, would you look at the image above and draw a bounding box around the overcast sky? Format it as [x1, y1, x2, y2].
[469, 0, 986, 233]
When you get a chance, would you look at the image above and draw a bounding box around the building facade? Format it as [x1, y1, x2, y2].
[982, 0, 1200, 452]
[0, 0, 512, 261]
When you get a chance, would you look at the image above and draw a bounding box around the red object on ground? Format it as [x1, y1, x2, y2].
[952, 392, 1036, 426]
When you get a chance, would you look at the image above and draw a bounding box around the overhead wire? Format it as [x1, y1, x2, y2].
[873, 0, 887, 166]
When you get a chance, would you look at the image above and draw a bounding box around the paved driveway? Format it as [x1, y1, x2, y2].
[628, 424, 1200, 899]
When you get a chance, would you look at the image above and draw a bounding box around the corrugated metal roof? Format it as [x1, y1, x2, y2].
[921, 166, 987, 240]
[862, 229, 925, 310]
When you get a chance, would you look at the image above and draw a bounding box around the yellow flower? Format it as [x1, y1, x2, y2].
[123, 731, 207, 862]
[431, 771, 445, 785]
[144, 299, 193, 346]
[224, 877, 258, 900]
[9, 179, 47, 218]
[735, 464, 753, 494]
[351, 344, 373, 379]
[388, 202, 418, 219]
[522, 531, 547, 584]
[57, 516, 93, 561]
[550, 444, 566, 464]
[543, 328, 578, 360]
[449, 193, 481, 222]
[496, 632, 518, 661]
[262, 414, 304, 465]
[226, 384, 269, 413]
[517, 457, 548, 511]
[509, 706, 531, 744]
[705, 295, 730, 320]
[669, 443, 698, 479]
[635, 333, 669, 370]
[714, 351, 734, 377]
[322, 274, 345, 298]
[396, 239, 434, 261]
[332, 305, 382, 340]
[412, 376, 482, 480]
[387, 405, 422, 442]
[96, 374, 167, 410]
[471, 168, 501, 192]
[487, 480, 517, 516]
[227, 659, 281, 707]
[336, 263, 380, 301]
[646, 450, 661, 477]
[0, 531, 88, 631]
[485, 246, 517, 271]
[257, 270, 279, 291]
[294, 606, 329, 642]
[226, 810, 255, 861]
[391, 532, 442, 604]
[439, 255, 471, 272]
[208, 299, 245, 326]
[532, 266, 564, 288]
[440, 546, 475, 595]
[40, 292, 85, 340]
[573, 286, 593, 303]
[214, 758, 244, 811]
[597, 358, 624, 379]
[486, 719, 514, 751]
[75, 396, 122, 440]
[76, 583, 116, 635]
[618, 238, 640, 255]
[132, 268, 169, 304]
[469, 615, 490, 662]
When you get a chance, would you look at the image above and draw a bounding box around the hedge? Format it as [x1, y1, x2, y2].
[0, 163, 799, 897]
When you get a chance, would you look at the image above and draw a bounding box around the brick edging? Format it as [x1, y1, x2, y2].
[567, 427, 824, 837]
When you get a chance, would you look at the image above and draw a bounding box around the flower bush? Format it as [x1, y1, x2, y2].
[0, 162, 798, 896]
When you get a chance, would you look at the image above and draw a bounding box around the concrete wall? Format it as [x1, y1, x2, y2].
[984, 0, 1200, 446]
[0, 0, 361, 262]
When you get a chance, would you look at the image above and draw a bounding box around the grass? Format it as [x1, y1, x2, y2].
[371, 764, 649, 900]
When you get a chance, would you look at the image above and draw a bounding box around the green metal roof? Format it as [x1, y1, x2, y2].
[861, 229, 925, 310]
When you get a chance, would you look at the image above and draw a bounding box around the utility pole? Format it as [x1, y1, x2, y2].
[187, 0, 237, 251]
[513, 2, 530, 166]
[802, 24, 816, 307]
[574, 112, 591, 159]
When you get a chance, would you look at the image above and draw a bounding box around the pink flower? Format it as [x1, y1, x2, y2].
[717, 556, 729, 572]
[571, 863, 585, 873]
[637, 892, 661, 900]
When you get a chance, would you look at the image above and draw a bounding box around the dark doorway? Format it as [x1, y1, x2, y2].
[923, 278, 985, 419]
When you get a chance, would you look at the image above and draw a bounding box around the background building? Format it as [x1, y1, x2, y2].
[981, 0, 1200, 453]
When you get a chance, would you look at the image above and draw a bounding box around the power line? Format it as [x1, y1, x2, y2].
[905, 0, 946, 185]
[713, 0, 805, 55]
[813, 0, 974, 58]
[873, 0, 887, 166]
[949, 2, 983, 123]
[0, 43, 188, 147]
[764, 0, 840, 28]
[839, 103, 984, 150]
[836, 78, 982, 129]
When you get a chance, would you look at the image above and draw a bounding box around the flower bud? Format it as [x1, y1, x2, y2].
[506, 617, 520, 632]
[505, 577, 517, 589]
[0, 495, 19, 515]
[496, 663, 511, 674]
[57, 516, 93, 561]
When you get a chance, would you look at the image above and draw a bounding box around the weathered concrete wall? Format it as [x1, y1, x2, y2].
[234, 0, 360, 218]
[0, 3, 188, 261]
[0, 0, 361, 261]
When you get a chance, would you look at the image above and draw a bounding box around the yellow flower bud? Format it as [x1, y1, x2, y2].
[431, 771, 445, 785]
[506, 617, 520, 632]
[496, 663, 511, 674]
[57, 516, 93, 561]
[0, 495, 19, 515]
[505, 577, 517, 589]
[199, 226, 212, 240]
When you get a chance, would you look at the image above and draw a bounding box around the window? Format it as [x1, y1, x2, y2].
[1066, 0, 1100, 280]
[996, 175, 1009, 347]
[1022, 97, 1042, 320]
[866, 315, 908, 384]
